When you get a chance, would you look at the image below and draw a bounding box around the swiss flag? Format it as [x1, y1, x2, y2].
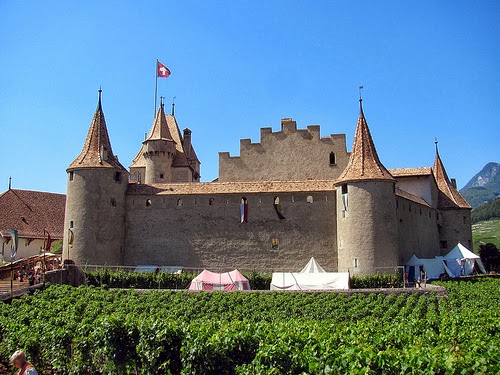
[157, 61, 171, 78]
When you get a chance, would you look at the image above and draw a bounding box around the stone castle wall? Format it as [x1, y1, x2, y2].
[396, 197, 440, 263]
[123, 191, 338, 272]
[438, 209, 473, 254]
[219, 119, 350, 182]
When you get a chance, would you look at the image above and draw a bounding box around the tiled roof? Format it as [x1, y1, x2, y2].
[69, 92, 127, 171]
[396, 187, 431, 207]
[390, 167, 433, 177]
[433, 149, 471, 209]
[130, 114, 196, 170]
[127, 180, 337, 196]
[0, 189, 66, 240]
[145, 104, 175, 141]
[337, 100, 394, 184]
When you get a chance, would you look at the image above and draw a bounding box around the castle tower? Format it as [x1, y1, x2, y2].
[142, 103, 177, 184]
[63, 89, 129, 265]
[335, 99, 398, 274]
[433, 143, 472, 253]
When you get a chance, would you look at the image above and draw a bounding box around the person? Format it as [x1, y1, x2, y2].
[9, 350, 37, 375]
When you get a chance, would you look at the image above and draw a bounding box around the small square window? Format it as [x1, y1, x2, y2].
[440, 240, 448, 249]
[69, 221, 74, 228]
[110, 198, 117, 207]
[69, 171, 74, 181]
[115, 172, 122, 183]
[341, 184, 348, 194]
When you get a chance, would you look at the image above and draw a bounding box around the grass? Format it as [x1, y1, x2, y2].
[472, 218, 500, 252]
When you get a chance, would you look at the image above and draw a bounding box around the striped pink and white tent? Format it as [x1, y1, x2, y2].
[188, 269, 251, 291]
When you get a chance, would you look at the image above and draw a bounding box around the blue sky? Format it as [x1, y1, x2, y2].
[0, 1, 498, 194]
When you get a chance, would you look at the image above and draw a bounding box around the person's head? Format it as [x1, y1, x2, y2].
[9, 350, 27, 369]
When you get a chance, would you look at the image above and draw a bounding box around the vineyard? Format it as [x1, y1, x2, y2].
[0, 278, 499, 374]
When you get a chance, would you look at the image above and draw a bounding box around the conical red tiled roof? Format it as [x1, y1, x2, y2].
[337, 100, 394, 184]
[145, 104, 175, 142]
[68, 90, 126, 171]
[433, 146, 471, 209]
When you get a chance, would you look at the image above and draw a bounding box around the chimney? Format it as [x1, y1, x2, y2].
[183, 128, 192, 159]
[451, 178, 457, 188]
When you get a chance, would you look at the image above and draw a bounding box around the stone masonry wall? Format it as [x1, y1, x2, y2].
[219, 119, 349, 182]
[396, 197, 440, 263]
[123, 191, 338, 272]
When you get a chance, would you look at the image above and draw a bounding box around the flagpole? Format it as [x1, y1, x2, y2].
[154, 59, 158, 118]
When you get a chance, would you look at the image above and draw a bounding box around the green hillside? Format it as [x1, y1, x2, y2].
[471, 196, 500, 224]
[472, 218, 500, 252]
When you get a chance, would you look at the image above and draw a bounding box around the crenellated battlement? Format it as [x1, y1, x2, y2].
[219, 118, 350, 182]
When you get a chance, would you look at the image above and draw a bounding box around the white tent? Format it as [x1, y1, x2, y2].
[405, 243, 487, 280]
[300, 257, 326, 273]
[405, 254, 453, 280]
[271, 258, 349, 290]
[443, 243, 487, 277]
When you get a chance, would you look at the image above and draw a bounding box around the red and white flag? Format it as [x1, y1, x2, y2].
[157, 61, 171, 78]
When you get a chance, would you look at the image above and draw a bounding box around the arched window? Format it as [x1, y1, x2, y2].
[177, 198, 183, 207]
[329, 152, 336, 165]
[307, 195, 314, 204]
[240, 197, 248, 223]
[273, 196, 285, 219]
[209, 198, 215, 205]
[146, 199, 152, 207]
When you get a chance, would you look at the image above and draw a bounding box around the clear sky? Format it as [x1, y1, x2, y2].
[1, 1, 498, 194]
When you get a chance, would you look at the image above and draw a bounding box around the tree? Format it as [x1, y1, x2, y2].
[479, 243, 500, 273]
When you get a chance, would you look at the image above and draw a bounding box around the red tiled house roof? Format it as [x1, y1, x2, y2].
[0, 189, 66, 240]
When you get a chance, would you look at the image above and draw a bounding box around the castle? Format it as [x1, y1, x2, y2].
[62, 90, 472, 274]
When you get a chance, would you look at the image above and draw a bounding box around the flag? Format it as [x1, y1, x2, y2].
[8, 229, 18, 260]
[157, 61, 171, 78]
[44, 229, 52, 251]
[68, 229, 74, 248]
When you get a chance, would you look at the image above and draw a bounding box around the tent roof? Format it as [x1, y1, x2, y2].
[444, 243, 479, 260]
[191, 269, 249, 285]
[300, 257, 326, 273]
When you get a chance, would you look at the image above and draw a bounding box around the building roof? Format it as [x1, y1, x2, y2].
[390, 167, 433, 177]
[337, 100, 394, 184]
[395, 187, 431, 208]
[68, 90, 127, 171]
[144, 104, 175, 142]
[130, 113, 199, 170]
[433, 147, 471, 209]
[127, 179, 337, 196]
[0, 189, 66, 240]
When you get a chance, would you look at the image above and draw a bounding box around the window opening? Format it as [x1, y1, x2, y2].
[240, 197, 248, 223]
[329, 152, 336, 165]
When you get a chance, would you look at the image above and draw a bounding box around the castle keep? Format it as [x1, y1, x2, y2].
[63, 92, 472, 274]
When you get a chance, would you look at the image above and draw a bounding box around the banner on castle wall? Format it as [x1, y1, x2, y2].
[342, 193, 348, 210]
[8, 229, 18, 260]
[68, 229, 74, 248]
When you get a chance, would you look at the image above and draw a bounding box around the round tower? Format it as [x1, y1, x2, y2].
[143, 102, 177, 184]
[63, 89, 129, 266]
[335, 99, 398, 275]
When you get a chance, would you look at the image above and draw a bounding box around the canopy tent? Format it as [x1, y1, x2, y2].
[188, 269, 250, 291]
[300, 257, 326, 273]
[405, 243, 487, 280]
[442, 243, 487, 277]
[405, 254, 453, 280]
[271, 257, 349, 290]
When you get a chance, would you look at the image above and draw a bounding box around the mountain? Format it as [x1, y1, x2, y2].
[460, 162, 500, 208]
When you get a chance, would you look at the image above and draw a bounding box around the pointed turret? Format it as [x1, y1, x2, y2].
[63, 89, 128, 266]
[68, 89, 126, 171]
[335, 98, 398, 274]
[337, 99, 394, 183]
[433, 144, 470, 209]
[145, 103, 175, 142]
[142, 102, 177, 184]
